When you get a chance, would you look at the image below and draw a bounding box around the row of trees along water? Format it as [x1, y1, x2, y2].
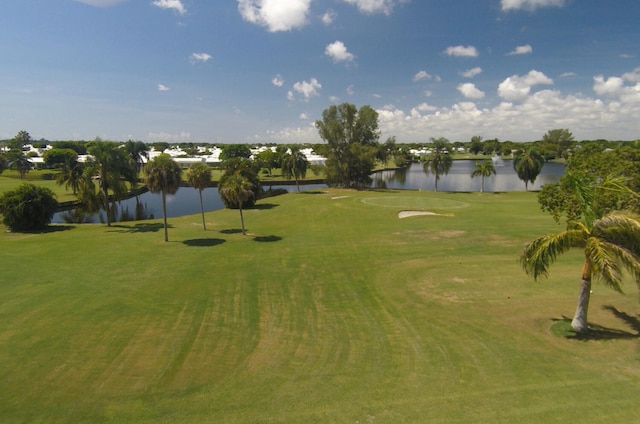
[2, 104, 640, 334]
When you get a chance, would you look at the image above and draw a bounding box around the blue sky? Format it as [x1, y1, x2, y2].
[1, 0, 639, 144]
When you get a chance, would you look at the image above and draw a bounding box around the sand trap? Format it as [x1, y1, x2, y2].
[332, 196, 350, 200]
[398, 210, 440, 218]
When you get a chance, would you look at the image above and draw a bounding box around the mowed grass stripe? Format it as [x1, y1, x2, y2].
[1, 189, 639, 422]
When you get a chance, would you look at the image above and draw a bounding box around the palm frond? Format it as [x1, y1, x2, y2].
[519, 229, 585, 280]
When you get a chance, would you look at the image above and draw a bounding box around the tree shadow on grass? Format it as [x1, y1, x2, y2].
[19, 225, 76, 234]
[551, 306, 640, 341]
[220, 229, 243, 235]
[182, 238, 226, 247]
[110, 223, 167, 233]
[253, 235, 282, 243]
[300, 190, 326, 195]
[253, 203, 278, 210]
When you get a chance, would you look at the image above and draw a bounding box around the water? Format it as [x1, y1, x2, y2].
[373, 159, 564, 192]
[52, 184, 327, 224]
[53, 160, 564, 223]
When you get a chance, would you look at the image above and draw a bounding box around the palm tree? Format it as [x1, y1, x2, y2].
[124, 140, 149, 176]
[219, 173, 254, 235]
[186, 162, 211, 230]
[513, 149, 544, 191]
[145, 153, 182, 242]
[56, 158, 84, 195]
[86, 142, 136, 226]
[422, 144, 452, 192]
[281, 147, 309, 192]
[470, 160, 496, 193]
[520, 177, 640, 332]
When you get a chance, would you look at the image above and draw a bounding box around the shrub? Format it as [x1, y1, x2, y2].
[0, 184, 58, 231]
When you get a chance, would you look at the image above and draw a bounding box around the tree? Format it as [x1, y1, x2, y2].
[281, 147, 309, 192]
[219, 144, 252, 162]
[470, 160, 496, 193]
[520, 176, 640, 332]
[186, 162, 212, 230]
[219, 158, 261, 208]
[513, 148, 544, 191]
[145, 154, 182, 242]
[6, 149, 33, 179]
[541, 128, 575, 160]
[152, 141, 170, 153]
[315, 103, 380, 188]
[56, 157, 84, 195]
[124, 140, 149, 175]
[218, 173, 254, 235]
[422, 138, 452, 192]
[43, 148, 78, 168]
[85, 142, 136, 226]
[254, 149, 279, 177]
[0, 183, 58, 231]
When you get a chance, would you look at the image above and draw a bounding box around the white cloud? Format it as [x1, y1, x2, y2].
[501, 0, 565, 12]
[622, 67, 640, 83]
[593, 71, 640, 103]
[325, 41, 355, 63]
[413, 70, 432, 82]
[444, 45, 479, 58]
[290, 78, 321, 100]
[460, 67, 482, 78]
[329, 95, 341, 102]
[347, 85, 355, 96]
[157, 84, 170, 91]
[299, 113, 309, 119]
[560, 72, 576, 78]
[321, 9, 336, 25]
[73, 0, 128, 6]
[238, 0, 311, 32]
[497, 70, 553, 101]
[272, 75, 285, 87]
[424, 90, 433, 97]
[152, 0, 186, 15]
[146, 131, 191, 142]
[458, 83, 485, 99]
[189, 53, 212, 64]
[342, 0, 407, 15]
[508, 44, 533, 55]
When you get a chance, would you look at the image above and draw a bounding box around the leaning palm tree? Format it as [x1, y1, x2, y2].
[218, 173, 254, 236]
[145, 153, 182, 242]
[520, 177, 640, 332]
[281, 147, 309, 192]
[422, 146, 452, 192]
[470, 160, 496, 193]
[186, 162, 212, 230]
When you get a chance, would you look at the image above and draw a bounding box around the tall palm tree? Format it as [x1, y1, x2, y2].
[422, 145, 452, 192]
[56, 158, 84, 195]
[281, 147, 309, 192]
[186, 162, 212, 230]
[124, 140, 149, 176]
[219, 173, 254, 235]
[470, 160, 496, 193]
[513, 149, 544, 191]
[86, 142, 136, 226]
[145, 153, 182, 242]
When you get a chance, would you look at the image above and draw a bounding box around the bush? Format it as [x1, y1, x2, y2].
[0, 184, 58, 231]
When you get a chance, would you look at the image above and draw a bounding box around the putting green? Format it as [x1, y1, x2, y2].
[361, 195, 470, 210]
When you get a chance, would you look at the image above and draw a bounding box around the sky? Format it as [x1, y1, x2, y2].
[1, 0, 639, 144]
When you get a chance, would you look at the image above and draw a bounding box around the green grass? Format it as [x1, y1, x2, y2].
[1, 189, 639, 423]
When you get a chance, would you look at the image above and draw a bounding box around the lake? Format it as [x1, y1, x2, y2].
[53, 159, 564, 223]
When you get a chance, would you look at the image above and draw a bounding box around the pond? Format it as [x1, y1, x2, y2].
[373, 159, 564, 192]
[52, 159, 564, 223]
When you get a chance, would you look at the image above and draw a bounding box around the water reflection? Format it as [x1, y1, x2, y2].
[373, 159, 564, 192]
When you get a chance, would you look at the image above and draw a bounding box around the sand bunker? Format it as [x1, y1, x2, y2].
[398, 210, 439, 219]
[332, 196, 350, 200]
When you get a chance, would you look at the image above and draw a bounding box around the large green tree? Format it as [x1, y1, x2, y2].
[0, 183, 58, 231]
[315, 103, 380, 188]
[539, 128, 575, 160]
[218, 173, 254, 235]
[85, 142, 136, 226]
[281, 147, 309, 192]
[124, 140, 149, 175]
[520, 176, 640, 332]
[470, 160, 496, 193]
[513, 148, 544, 191]
[145, 154, 183, 242]
[422, 138, 452, 192]
[186, 162, 212, 230]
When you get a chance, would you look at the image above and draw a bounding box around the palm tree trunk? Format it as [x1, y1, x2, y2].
[102, 185, 111, 227]
[198, 189, 206, 230]
[161, 190, 169, 242]
[571, 261, 592, 332]
[481, 175, 485, 193]
[239, 204, 246, 235]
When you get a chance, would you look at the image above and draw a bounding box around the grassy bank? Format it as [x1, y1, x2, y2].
[1, 189, 639, 423]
